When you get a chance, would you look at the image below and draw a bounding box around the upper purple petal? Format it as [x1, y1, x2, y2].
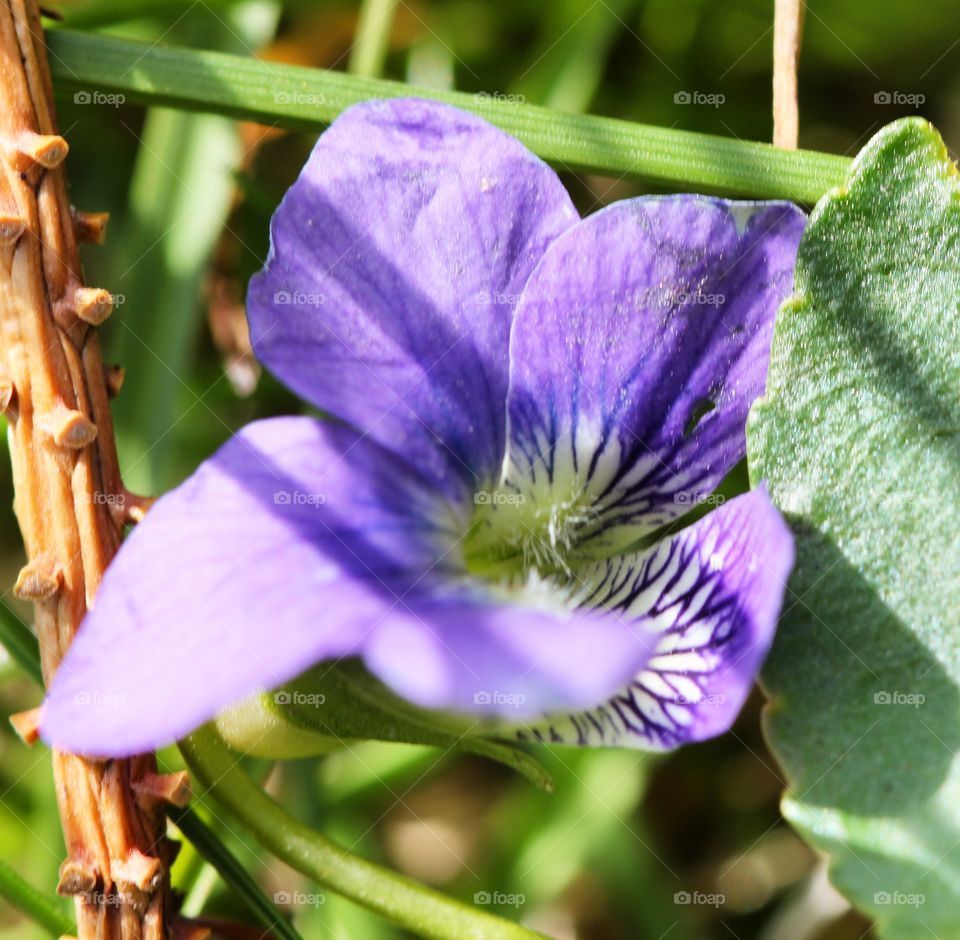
[247, 98, 578, 502]
[503, 196, 805, 556]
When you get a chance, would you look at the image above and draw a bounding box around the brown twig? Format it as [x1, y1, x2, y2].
[0, 1, 185, 937]
[773, 0, 805, 149]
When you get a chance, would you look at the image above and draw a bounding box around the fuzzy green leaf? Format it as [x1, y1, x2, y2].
[748, 117, 960, 939]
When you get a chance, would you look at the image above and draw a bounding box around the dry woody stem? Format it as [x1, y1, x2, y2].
[0, 1, 183, 936]
[773, 0, 805, 150]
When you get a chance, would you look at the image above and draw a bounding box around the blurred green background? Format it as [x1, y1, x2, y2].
[2, 0, 958, 937]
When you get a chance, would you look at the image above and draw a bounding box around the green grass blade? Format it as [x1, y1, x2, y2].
[46, 30, 850, 203]
[169, 806, 307, 940]
[348, 0, 399, 78]
[0, 604, 43, 686]
[0, 859, 74, 936]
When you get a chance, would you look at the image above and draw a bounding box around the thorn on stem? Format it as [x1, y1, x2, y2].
[0, 212, 25, 243]
[10, 706, 42, 744]
[0, 377, 16, 414]
[37, 403, 97, 448]
[111, 489, 155, 526]
[71, 286, 114, 325]
[14, 132, 68, 170]
[103, 364, 124, 397]
[71, 208, 109, 245]
[133, 770, 191, 808]
[14, 556, 61, 600]
[56, 858, 98, 897]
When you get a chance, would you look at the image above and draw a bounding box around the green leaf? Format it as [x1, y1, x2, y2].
[44, 30, 850, 203]
[214, 661, 554, 792]
[747, 117, 960, 940]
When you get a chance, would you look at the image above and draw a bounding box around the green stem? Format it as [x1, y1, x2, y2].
[348, 0, 399, 78]
[170, 805, 306, 940]
[0, 859, 74, 937]
[45, 30, 850, 203]
[0, 603, 43, 686]
[180, 726, 547, 940]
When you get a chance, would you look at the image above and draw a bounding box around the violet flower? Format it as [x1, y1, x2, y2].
[42, 99, 804, 757]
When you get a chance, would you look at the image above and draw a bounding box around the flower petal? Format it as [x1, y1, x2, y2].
[503, 196, 804, 556]
[42, 416, 657, 755]
[41, 417, 464, 756]
[364, 587, 660, 719]
[247, 98, 578, 502]
[510, 488, 793, 748]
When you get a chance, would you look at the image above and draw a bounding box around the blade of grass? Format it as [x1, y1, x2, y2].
[0, 603, 43, 686]
[46, 30, 850, 203]
[0, 859, 74, 937]
[170, 805, 306, 940]
[348, 0, 398, 78]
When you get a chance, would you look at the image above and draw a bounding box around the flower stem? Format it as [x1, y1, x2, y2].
[0, 1, 174, 935]
[180, 726, 548, 940]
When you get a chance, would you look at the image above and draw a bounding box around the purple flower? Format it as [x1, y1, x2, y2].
[42, 99, 803, 756]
